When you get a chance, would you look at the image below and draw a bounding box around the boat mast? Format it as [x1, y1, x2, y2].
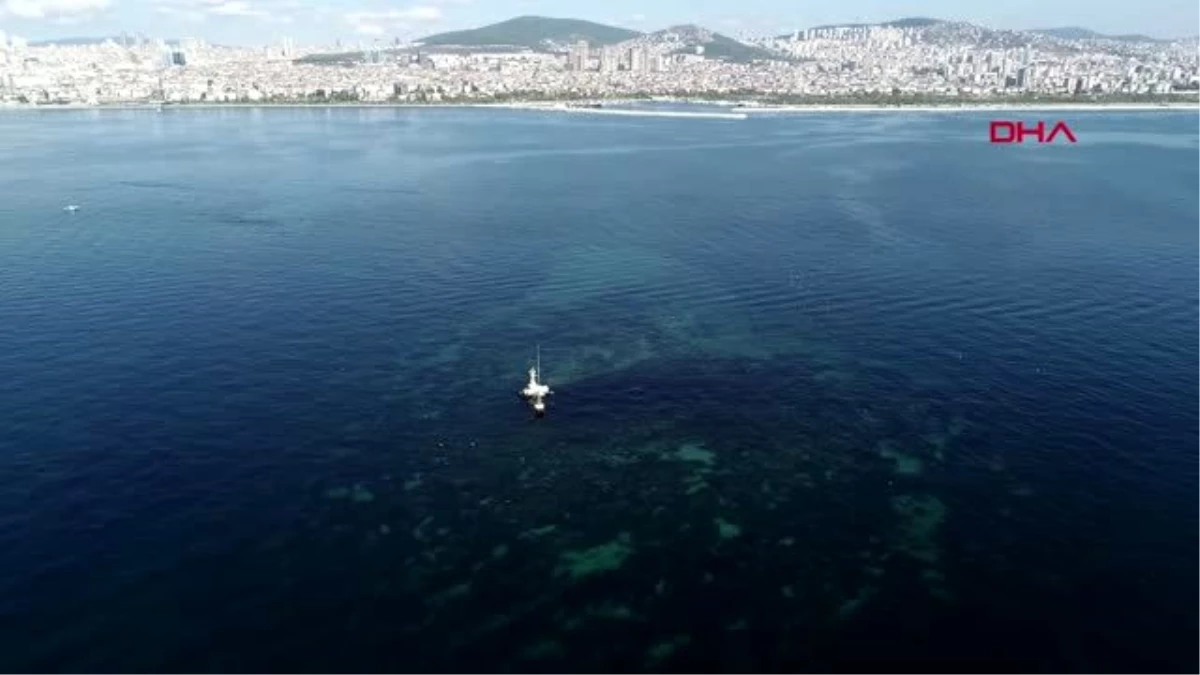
[536, 344, 541, 378]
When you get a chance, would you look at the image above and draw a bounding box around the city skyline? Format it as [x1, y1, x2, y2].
[0, 0, 1198, 47]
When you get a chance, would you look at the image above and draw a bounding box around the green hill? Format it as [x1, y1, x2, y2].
[657, 25, 783, 63]
[881, 17, 943, 28]
[699, 33, 782, 62]
[418, 16, 641, 50]
[1028, 27, 1165, 43]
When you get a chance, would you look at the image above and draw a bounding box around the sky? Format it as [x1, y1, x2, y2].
[0, 0, 1197, 46]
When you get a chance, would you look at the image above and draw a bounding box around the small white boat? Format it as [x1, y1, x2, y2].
[519, 346, 552, 417]
[63, 204, 80, 212]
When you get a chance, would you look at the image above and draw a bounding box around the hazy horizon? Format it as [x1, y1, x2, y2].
[1, 0, 1197, 47]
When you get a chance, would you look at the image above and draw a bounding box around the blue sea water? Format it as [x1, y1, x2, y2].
[0, 107, 1196, 672]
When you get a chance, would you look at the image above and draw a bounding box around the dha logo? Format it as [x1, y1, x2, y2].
[990, 120, 1078, 144]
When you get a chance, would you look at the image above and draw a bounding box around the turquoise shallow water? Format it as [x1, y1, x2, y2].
[0, 108, 1196, 672]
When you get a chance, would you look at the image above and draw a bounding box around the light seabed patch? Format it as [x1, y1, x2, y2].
[555, 532, 635, 581]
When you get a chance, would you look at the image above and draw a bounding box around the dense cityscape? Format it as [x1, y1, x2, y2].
[0, 16, 1197, 106]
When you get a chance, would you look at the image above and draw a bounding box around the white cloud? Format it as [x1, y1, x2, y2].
[206, 0, 265, 16]
[155, 5, 205, 21]
[151, 0, 274, 20]
[0, 0, 109, 20]
[345, 6, 441, 23]
[344, 6, 440, 35]
[630, 13, 645, 22]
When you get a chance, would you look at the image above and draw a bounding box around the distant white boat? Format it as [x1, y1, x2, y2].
[519, 345, 552, 417]
[63, 204, 80, 212]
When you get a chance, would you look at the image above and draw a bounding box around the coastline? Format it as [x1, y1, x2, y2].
[737, 102, 1199, 113]
[1, 100, 1195, 115]
[0, 102, 545, 111]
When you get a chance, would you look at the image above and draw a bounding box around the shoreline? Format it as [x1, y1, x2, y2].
[2, 100, 1195, 114]
[737, 103, 1198, 113]
[0, 102, 547, 111]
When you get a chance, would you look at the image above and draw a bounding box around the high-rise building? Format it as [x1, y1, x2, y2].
[600, 45, 619, 73]
[364, 42, 385, 65]
[569, 40, 589, 71]
[178, 38, 203, 65]
[629, 45, 648, 73]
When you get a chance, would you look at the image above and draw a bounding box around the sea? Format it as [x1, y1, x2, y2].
[0, 106, 1196, 673]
